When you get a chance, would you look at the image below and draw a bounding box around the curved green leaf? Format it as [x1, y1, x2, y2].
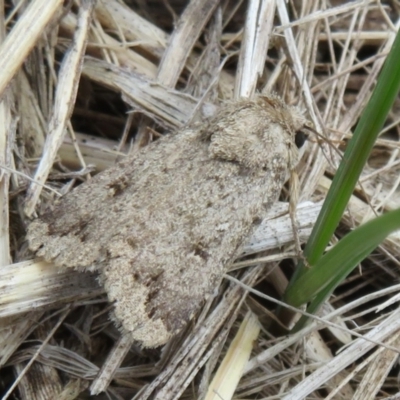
[285, 208, 400, 308]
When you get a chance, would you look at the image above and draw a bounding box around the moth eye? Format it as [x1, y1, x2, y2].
[295, 130, 308, 148]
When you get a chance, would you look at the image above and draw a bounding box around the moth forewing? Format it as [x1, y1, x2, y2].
[27, 94, 310, 347]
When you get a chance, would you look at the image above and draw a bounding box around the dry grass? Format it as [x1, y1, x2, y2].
[1, 0, 400, 399]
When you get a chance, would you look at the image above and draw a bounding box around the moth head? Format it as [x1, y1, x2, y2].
[265, 96, 314, 171]
[208, 94, 313, 171]
[257, 94, 311, 142]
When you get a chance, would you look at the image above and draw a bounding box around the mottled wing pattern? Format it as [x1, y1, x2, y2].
[27, 95, 307, 347]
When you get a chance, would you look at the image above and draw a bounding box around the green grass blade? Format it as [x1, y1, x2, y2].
[277, 30, 400, 328]
[272, 30, 400, 335]
[285, 207, 400, 309]
[292, 273, 350, 333]
[292, 29, 400, 282]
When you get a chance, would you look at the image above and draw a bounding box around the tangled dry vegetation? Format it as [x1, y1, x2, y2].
[1, 0, 400, 399]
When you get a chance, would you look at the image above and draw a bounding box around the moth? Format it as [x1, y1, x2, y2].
[27, 94, 309, 347]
